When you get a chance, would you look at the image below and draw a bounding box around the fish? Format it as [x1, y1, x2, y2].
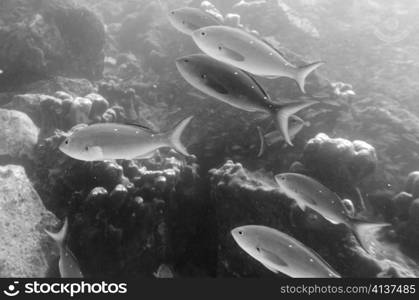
[45, 218, 83, 278]
[168, 7, 221, 36]
[59, 116, 193, 161]
[257, 115, 310, 156]
[191, 26, 324, 93]
[153, 264, 174, 278]
[274, 173, 390, 252]
[176, 54, 318, 146]
[231, 225, 341, 278]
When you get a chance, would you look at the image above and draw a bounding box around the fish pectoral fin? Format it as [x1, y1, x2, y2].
[205, 77, 229, 95]
[259, 247, 288, 268]
[220, 45, 245, 62]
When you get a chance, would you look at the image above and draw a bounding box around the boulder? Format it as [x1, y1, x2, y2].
[0, 109, 39, 159]
[0, 165, 58, 277]
[0, 0, 105, 89]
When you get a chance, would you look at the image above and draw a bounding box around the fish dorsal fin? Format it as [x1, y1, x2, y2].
[242, 70, 270, 99]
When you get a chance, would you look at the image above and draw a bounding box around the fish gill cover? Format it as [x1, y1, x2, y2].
[0, 0, 418, 279]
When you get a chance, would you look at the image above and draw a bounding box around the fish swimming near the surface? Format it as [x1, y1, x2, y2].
[59, 116, 193, 161]
[153, 264, 175, 278]
[231, 225, 341, 278]
[45, 218, 83, 278]
[257, 115, 310, 156]
[192, 26, 324, 93]
[168, 7, 221, 36]
[274, 173, 390, 252]
[176, 54, 318, 146]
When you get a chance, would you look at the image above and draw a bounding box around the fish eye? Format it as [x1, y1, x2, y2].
[65, 140, 69, 145]
[201, 74, 207, 79]
[171, 11, 175, 15]
[218, 46, 222, 51]
[238, 231, 243, 235]
[184, 59, 189, 63]
[201, 32, 206, 36]
[256, 247, 261, 252]
[85, 146, 89, 151]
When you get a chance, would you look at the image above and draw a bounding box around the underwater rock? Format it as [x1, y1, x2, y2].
[302, 133, 377, 185]
[0, 0, 105, 88]
[210, 160, 416, 278]
[392, 192, 414, 221]
[405, 171, 419, 198]
[0, 109, 39, 159]
[21, 77, 96, 97]
[30, 127, 207, 277]
[3, 94, 66, 133]
[67, 97, 93, 126]
[85, 93, 110, 121]
[0, 165, 58, 277]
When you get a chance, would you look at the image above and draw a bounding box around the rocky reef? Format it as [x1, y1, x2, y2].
[210, 160, 419, 278]
[1, 0, 419, 278]
[0, 0, 105, 90]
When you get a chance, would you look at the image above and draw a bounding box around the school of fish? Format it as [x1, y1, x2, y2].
[44, 1, 392, 278]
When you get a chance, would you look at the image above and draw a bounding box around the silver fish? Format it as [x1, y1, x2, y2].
[59, 116, 193, 161]
[176, 54, 317, 146]
[274, 173, 389, 252]
[231, 225, 341, 278]
[192, 26, 324, 93]
[45, 218, 83, 278]
[168, 7, 221, 36]
[258, 116, 310, 156]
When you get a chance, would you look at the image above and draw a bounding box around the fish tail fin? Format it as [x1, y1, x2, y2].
[256, 126, 266, 157]
[45, 217, 68, 249]
[351, 221, 391, 253]
[272, 109, 293, 147]
[271, 100, 318, 146]
[167, 116, 194, 157]
[295, 61, 325, 94]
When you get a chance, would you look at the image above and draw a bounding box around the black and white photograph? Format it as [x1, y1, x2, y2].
[0, 0, 418, 298]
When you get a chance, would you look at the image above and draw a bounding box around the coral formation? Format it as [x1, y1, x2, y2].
[210, 160, 419, 278]
[0, 0, 105, 90]
[1, 0, 419, 279]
